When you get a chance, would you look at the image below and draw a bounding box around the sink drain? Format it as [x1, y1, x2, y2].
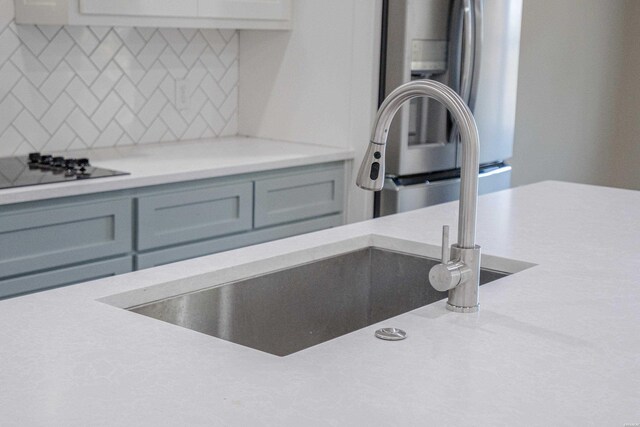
[374, 327, 407, 341]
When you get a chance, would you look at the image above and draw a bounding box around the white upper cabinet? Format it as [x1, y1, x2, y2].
[15, 0, 292, 29]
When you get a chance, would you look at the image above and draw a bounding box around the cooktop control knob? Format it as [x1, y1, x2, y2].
[39, 155, 53, 165]
[77, 158, 90, 167]
[52, 157, 65, 167]
[28, 152, 41, 163]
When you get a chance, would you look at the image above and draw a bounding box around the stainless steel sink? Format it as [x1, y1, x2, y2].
[128, 248, 508, 356]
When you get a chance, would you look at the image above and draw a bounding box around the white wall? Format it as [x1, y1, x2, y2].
[611, 0, 640, 190]
[511, 0, 628, 188]
[238, 0, 381, 223]
[512, 0, 640, 190]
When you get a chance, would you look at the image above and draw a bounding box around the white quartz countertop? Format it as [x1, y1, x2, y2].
[0, 136, 354, 205]
[1, 181, 639, 426]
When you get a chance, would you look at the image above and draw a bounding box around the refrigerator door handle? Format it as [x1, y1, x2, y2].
[449, 0, 478, 144]
[459, 0, 475, 105]
[468, 0, 483, 112]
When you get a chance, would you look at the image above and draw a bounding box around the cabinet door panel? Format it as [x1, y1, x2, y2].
[254, 166, 344, 228]
[0, 256, 133, 299]
[0, 198, 132, 279]
[79, 0, 198, 18]
[136, 182, 253, 251]
[198, 0, 291, 20]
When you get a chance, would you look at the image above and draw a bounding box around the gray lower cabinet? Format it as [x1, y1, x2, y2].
[0, 161, 346, 298]
[0, 256, 133, 299]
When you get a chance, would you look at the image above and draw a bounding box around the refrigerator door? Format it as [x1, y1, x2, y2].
[378, 164, 511, 216]
[384, 0, 457, 176]
[457, 0, 523, 167]
[382, 0, 522, 175]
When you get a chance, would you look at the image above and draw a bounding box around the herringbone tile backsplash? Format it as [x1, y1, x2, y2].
[0, 18, 238, 157]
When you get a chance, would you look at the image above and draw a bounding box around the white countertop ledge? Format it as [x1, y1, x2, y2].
[1, 181, 639, 426]
[0, 136, 354, 205]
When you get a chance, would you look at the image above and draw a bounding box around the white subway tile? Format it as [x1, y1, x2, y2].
[40, 92, 75, 134]
[138, 89, 167, 127]
[39, 60, 74, 102]
[219, 32, 238, 68]
[38, 29, 73, 71]
[137, 66, 167, 98]
[0, 26, 21, 63]
[159, 45, 187, 79]
[64, 45, 99, 85]
[114, 46, 145, 83]
[91, 91, 123, 130]
[137, 31, 166, 70]
[10, 46, 48, 86]
[44, 123, 75, 151]
[182, 115, 207, 140]
[36, 25, 61, 41]
[93, 120, 124, 148]
[13, 109, 49, 149]
[66, 107, 99, 144]
[115, 105, 145, 142]
[219, 61, 238, 95]
[180, 32, 207, 69]
[0, 94, 22, 135]
[201, 29, 226, 55]
[12, 25, 47, 56]
[65, 76, 99, 116]
[159, 28, 187, 55]
[199, 101, 225, 135]
[114, 27, 146, 56]
[65, 26, 99, 55]
[139, 117, 167, 144]
[219, 87, 237, 121]
[0, 126, 25, 155]
[0, 61, 21, 100]
[160, 103, 187, 137]
[115, 76, 145, 112]
[90, 60, 123, 101]
[90, 30, 123, 70]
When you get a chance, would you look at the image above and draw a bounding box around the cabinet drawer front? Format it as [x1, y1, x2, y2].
[136, 214, 343, 270]
[136, 182, 253, 251]
[254, 167, 344, 228]
[198, 0, 291, 20]
[79, 0, 198, 18]
[0, 256, 133, 299]
[0, 199, 132, 279]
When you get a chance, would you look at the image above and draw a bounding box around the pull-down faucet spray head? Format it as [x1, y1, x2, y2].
[355, 141, 386, 191]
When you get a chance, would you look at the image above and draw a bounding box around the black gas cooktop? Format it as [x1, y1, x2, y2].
[0, 152, 129, 190]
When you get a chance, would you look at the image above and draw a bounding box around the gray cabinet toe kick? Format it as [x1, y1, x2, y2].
[0, 161, 346, 298]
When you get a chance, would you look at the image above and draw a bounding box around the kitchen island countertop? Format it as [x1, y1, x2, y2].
[0, 181, 639, 426]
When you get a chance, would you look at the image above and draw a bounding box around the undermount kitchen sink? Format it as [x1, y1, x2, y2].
[127, 247, 509, 356]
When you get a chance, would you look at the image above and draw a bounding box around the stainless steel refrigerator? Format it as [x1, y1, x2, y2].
[376, 0, 522, 216]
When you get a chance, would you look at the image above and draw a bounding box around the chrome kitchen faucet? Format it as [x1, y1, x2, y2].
[356, 79, 481, 312]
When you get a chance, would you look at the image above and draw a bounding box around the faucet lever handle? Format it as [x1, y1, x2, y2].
[441, 225, 450, 264]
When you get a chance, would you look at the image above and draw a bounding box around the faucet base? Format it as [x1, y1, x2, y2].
[446, 302, 479, 313]
[446, 245, 481, 312]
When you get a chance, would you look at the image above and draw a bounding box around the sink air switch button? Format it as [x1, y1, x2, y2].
[375, 327, 407, 341]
